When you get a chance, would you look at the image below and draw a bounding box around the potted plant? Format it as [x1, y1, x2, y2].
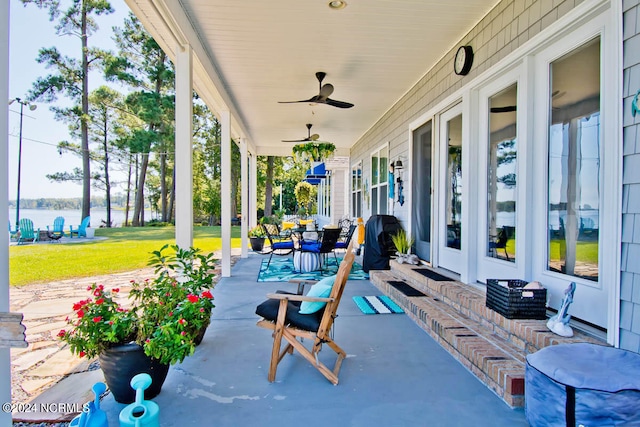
[391, 229, 419, 265]
[249, 225, 266, 252]
[58, 245, 216, 403]
[292, 141, 336, 162]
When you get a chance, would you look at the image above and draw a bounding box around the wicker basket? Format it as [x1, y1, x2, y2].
[485, 279, 547, 320]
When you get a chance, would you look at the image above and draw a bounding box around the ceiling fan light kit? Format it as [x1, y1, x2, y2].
[282, 123, 321, 143]
[278, 71, 354, 109]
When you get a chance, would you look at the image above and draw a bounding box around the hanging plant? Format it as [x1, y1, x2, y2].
[292, 142, 336, 162]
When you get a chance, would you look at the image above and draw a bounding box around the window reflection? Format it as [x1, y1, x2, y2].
[547, 38, 600, 281]
[487, 84, 517, 262]
[446, 114, 462, 249]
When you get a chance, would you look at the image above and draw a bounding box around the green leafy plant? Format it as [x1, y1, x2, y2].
[58, 245, 217, 365]
[391, 229, 414, 254]
[292, 141, 336, 162]
[248, 225, 266, 238]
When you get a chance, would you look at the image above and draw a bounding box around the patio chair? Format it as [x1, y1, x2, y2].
[255, 240, 355, 384]
[262, 223, 295, 269]
[17, 218, 39, 245]
[334, 224, 357, 252]
[46, 216, 65, 241]
[299, 226, 342, 273]
[488, 226, 509, 260]
[8, 221, 18, 241]
[70, 216, 90, 238]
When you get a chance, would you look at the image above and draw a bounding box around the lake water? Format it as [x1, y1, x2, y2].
[8, 208, 155, 230]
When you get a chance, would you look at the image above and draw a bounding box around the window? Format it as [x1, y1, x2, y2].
[547, 37, 600, 282]
[445, 115, 462, 249]
[318, 175, 331, 217]
[487, 83, 518, 262]
[371, 146, 389, 215]
[351, 161, 362, 218]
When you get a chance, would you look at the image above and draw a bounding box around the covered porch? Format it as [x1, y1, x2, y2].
[97, 253, 528, 426]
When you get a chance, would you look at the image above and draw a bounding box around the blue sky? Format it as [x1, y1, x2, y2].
[8, 0, 130, 199]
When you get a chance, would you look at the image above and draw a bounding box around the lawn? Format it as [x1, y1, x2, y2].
[9, 226, 243, 286]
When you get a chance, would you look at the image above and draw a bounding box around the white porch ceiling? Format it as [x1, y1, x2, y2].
[126, 0, 498, 156]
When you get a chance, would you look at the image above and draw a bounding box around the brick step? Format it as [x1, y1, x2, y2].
[369, 266, 607, 408]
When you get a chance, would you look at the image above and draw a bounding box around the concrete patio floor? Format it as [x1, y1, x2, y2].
[100, 253, 528, 426]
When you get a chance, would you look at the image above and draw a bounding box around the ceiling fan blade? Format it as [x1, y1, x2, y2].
[310, 134, 320, 141]
[325, 98, 354, 109]
[278, 98, 315, 104]
[282, 138, 306, 142]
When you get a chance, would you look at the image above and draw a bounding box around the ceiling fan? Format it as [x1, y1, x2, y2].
[278, 72, 354, 109]
[282, 123, 320, 142]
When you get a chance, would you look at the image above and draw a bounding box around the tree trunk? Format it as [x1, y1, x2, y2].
[168, 167, 175, 224]
[160, 152, 168, 221]
[103, 119, 111, 227]
[80, 2, 91, 222]
[264, 156, 274, 217]
[133, 152, 149, 226]
[124, 153, 133, 227]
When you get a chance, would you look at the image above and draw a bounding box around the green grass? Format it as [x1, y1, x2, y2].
[9, 226, 242, 286]
[549, 239, 599, 264]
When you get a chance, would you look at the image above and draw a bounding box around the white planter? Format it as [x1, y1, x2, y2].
[85, 228, 95, 239]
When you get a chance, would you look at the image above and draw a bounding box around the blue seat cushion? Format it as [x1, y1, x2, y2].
[300, 242, 322, 252]
[334, 242, 347, 249]
[255, 291, 324, 331]
[272, 241, 294, 250]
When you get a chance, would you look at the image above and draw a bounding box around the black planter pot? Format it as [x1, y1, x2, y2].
[250, 237, 265, 252]
[99, 342, 169, 404]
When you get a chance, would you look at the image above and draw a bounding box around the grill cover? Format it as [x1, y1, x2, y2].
[362, 215, 403, 272]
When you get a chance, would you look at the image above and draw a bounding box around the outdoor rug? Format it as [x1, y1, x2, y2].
[257, 256, 369, 282]
[387, 280, 429, 297]
[413, 268, 453, 282]
[352, 296, 404, 314]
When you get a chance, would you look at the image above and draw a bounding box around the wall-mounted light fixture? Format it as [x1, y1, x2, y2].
[390, 158, 405, 206]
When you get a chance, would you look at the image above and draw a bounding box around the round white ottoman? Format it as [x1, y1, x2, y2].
[293, 251, 320, 273]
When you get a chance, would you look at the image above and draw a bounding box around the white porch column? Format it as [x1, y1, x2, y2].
[240, 138, 248, 258]
[221, 110, 231, 276]
[1, 3, 12, 424]
[250, 153, 258, 228]
[175, 44, 193, 249]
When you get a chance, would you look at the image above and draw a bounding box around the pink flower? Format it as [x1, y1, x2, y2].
[199, 308, 205, 313]
[79, 351, 86, 358]
[57, 330, 66, 337]
[187, 294, 199, 303]
[178, 318, 186, 325]
[112, 288, 120, 293]
[93, 316, 102, 323]
[95, 298, 104, 305]
[181, 331, 186, 336]
[201, 290, 213, 299]
[77, 310, 85, 319]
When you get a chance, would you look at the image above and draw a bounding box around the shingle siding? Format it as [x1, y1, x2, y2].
[623, 0, 640, 352]
[350, 0, 640, 349]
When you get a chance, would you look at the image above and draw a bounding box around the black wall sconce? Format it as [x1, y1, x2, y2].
[390, 159, 405, 206]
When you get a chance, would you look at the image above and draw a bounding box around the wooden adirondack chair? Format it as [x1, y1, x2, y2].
[256, 241, 355, 384]
[17, 218, 39, 245]
[69, 216, 90, 238]
[46, 216, 65, 241]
